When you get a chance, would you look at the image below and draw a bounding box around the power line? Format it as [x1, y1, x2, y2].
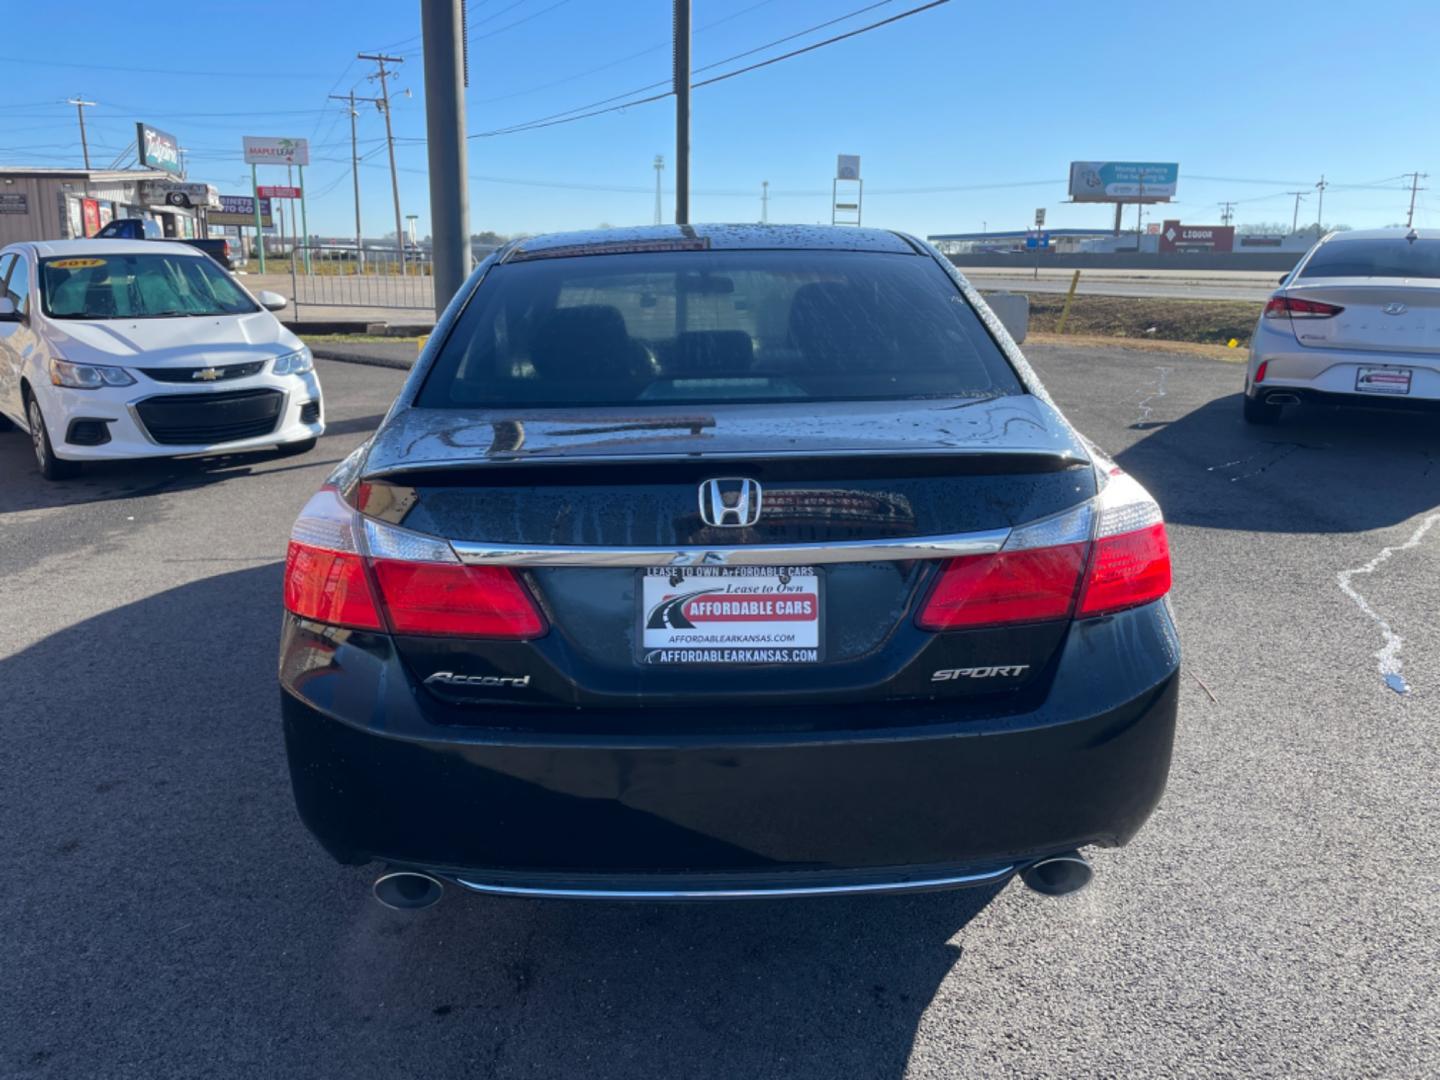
[0, 54, 328, 80]
[471, 0, 780, 107]
[469, 0, 947, 139]
[475, 1, 897, 134]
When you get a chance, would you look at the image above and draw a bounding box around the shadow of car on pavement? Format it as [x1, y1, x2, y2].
[1115, 393, 1440, 535]
[6, 564, 1007, 1079]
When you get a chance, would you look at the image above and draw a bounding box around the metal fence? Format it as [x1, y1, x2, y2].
[288, 244, 436, 313]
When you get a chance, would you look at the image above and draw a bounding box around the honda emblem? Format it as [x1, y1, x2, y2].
[698, 478, 762, 527]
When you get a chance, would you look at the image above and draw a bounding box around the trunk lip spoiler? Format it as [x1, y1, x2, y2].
[360, 446, 1090, 480]
[449, 527, 1011, 568]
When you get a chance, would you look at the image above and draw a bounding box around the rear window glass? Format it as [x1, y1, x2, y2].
[416, 250, 1021, 407]
[1299, 237, 1440, 279]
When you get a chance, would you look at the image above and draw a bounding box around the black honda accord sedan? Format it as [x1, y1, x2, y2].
[280, 225, 1178, 908]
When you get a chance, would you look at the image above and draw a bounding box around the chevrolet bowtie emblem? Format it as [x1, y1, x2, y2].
[192, 367, 223, 381]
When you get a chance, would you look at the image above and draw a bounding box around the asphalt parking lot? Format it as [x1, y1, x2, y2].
[4, 344, 1438, 1079]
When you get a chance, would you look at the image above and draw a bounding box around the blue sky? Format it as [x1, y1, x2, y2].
[4, 0, 1438, 239]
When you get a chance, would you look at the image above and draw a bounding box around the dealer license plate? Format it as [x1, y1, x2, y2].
[639, 565, 821, 665]
[1355, 366, 1412, 395]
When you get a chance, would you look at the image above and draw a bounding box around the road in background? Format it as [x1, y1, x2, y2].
[957, 265, 1279, 301]
[956, 267, 1272, 302]
[4, 349, 1438, 1078]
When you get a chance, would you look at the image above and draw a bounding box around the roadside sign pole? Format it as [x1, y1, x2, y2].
[298, 163, 311, 275]
[251, 163, 265, 273]
[1056, 270, 1081, 335]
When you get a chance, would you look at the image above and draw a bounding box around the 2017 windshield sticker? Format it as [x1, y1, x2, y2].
[49, 258, 107, 269]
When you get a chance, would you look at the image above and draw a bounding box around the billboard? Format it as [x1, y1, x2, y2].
[1068, 161, 1178, 203]
[137, 123, 183, 175]
[211, 194, 273, 227]
[242, 136, 310, 166]
[140, 180, 220, 209]
[836, 154, 861, 181]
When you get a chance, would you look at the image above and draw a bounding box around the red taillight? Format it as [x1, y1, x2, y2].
[1254, 360, 1269, 383]
[1263, 296, 1343, 319]
[283, 541, 383, 630]
[1076, 522, 1171, 617]
[917, 471, 1172, 631]
[917, 543, 1087, 629]
[283, 486, 546, 639]
[370, 559, 545, 638]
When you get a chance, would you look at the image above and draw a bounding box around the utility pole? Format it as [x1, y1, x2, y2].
[67, 97, 95, 170]
[761, 180, 769, 224]
[673, 0, 691, 225]
[1404, 171, 1428, 228]
[653, 155, 664, 224]
[1286, 191, 1308, 235]
[359, 52, 408, 274]
[1314, 174, 1328, 235]
[330, 91, 366, 271]
[419, 0, 472, 312]
[1218, 201, 1236, 227]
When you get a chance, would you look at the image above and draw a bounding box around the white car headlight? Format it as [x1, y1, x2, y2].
[272, 348, 314, 376]
[49, 357, 136, 389]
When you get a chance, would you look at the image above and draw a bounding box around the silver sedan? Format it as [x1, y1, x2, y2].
[1244, 227, 1440, 424]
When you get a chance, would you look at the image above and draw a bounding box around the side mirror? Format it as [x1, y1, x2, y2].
[1278, 275, 1288, 286]
[984, 291, 1029, 344]
[0, 297, 17, 321]
[256, 290, 289, 313]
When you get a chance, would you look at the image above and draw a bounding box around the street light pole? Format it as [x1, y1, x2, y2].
[1286, 191, 1307, 235]
[331, 90, 365, 271]
[67, 97, 95, 170]
[761, 180, 768, 224]
[420, 0, 472, 312]
[653, 155, 664, 225]
[673, 0, 691, 225]
[359, 52, 408, 274]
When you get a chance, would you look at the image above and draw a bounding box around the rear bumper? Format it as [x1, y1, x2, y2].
[1248, 384, 1440, 412]
[280, 603, 1181, 895]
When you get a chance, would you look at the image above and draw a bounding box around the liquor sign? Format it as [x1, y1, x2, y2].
[211, 194, 273, 227]
[137, 123, 183, 175]
[256, 185, 301, 199]
[242, 137, 310, 166]
[1158, 219, 1235, 253]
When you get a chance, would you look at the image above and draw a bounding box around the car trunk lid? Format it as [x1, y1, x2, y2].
[348, 395, 1101, 718]
[1280, 277, 1440, 357]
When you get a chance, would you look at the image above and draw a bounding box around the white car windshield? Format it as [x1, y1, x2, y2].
[39, 252, 259, 320]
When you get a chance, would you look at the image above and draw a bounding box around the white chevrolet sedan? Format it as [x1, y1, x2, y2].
[0, 239, 323, 479]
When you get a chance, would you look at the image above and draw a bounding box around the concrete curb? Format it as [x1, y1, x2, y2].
[308, 345, 416, 371]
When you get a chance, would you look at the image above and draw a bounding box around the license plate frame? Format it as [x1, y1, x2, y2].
[1355, 366, 1413, 395]
[638, 565, 823, 666]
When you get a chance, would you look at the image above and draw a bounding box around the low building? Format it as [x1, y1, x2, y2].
[0, 168, 219, 246]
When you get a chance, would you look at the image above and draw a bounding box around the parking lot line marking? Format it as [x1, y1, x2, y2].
[1336, 512, 1440, 695]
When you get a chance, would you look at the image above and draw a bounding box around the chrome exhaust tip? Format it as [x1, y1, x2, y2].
[373, 870, 445, 911]
[1265, 392, 1300, 405]
[1019, 851, 1093, 897]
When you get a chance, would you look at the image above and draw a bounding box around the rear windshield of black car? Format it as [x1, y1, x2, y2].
[416, 249, 1023, 407]
[1299, 237, 1440, 279]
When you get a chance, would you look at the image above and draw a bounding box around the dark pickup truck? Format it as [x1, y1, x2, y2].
[94, 218, 239, 269]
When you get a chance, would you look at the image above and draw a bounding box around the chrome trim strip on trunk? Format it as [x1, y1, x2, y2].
[450, 528, 1010, 567]
[452, 864, 1016, 900]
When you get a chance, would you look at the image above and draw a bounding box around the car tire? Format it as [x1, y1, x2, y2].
[1243, 394, 1284, 426]
[27, 395, 81, 480]
[278, 436, 318, 456]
